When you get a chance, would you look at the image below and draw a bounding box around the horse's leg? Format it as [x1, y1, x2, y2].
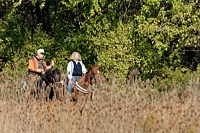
[57, 88, 64, 101]
[79, 93, 89, 116]
[59, 88, 63, 101]
[73, 88, 78, 102]
[74, 88, 77, 102]
[61, 86, 65, 100]
[68, 87, 73, 101]
[35, 79, 43, 101]
[90, 91, 94, 101]
[49, 87, 54, 100]
[62, 85, 64, 96]
[34, 87, 39, 101]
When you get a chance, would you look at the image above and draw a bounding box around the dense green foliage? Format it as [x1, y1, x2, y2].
[0, 0, 199, 84]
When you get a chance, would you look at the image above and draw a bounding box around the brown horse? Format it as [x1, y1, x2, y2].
[71, 64, 103, 102]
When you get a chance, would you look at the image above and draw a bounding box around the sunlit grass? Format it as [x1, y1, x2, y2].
[0, 70, 200, 133]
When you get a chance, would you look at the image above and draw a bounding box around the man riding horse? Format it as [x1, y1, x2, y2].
[25, 49, 60, 99]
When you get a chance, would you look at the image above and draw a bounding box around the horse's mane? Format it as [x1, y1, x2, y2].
[85, 68, 91, 74]
[45, 68, 60, 76]
[53, 68, 60, 73]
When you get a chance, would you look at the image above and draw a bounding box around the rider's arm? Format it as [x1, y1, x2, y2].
[67, 61, 73, 80]
[43, 61, 53, 71]
[80, 61, 86, 74]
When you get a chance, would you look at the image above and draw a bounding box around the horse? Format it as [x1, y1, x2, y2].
[38, 67, 62, 100]
[71, 64, 103, 102]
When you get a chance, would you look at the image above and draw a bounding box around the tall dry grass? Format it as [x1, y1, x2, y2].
[0, 70, 200, 133]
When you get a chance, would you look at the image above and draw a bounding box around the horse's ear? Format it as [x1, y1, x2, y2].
[51, 68, 55, 72]
[59, 68, 63, 73]
[90, 64, 93, 68]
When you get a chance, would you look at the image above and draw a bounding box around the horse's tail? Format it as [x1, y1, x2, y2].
[20, 79, 28, 91]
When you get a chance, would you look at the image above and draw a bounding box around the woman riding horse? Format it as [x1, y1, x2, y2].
[66, 52, 86, 94]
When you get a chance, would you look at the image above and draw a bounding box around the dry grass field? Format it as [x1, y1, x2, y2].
[0, 71, 200, 133]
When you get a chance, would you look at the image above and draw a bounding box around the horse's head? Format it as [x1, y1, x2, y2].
[50, 68, 61, 86]
[90, 64, 103, 88]
[42, 68, 61, 87]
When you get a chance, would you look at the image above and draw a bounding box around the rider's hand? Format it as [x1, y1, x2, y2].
[36, 69, 43, 73]
[51, 60, 55, 67]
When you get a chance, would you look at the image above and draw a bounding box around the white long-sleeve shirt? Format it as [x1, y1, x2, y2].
[67, 60, 86, 79]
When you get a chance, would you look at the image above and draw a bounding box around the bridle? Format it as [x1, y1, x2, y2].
[48, 70, 61, 85]
[90, 70, 97, 84]
[51, 77, 61, 85]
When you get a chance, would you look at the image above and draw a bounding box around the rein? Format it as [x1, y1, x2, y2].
[52, 77, 61, 84]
